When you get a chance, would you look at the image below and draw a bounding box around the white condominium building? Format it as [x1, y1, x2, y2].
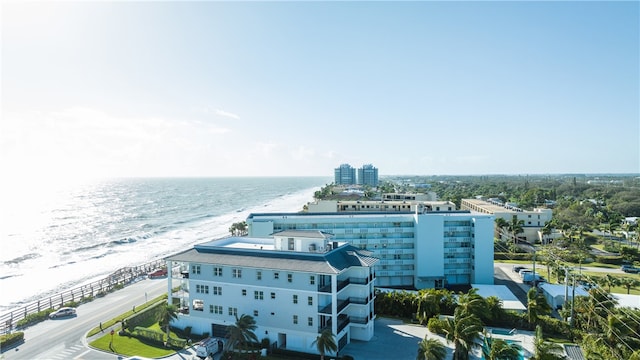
[460, 198, 553, 243]
[306, 199, 455, 213]
[246, 211, 494, 290]
[165, 230, 378, 355]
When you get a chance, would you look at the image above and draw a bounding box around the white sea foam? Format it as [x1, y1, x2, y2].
[0, 177, 327, 312]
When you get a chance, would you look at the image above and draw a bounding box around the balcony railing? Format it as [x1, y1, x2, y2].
[318, 276, 371, 293]
[317, 315, 350, 334]
[319, 296, 369, 314]
[350, 316, 368, 324]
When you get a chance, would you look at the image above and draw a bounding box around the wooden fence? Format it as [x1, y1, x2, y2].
[0, 259, 165, 334]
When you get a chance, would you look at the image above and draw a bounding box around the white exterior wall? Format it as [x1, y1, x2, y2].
[414, 214, 445, 289]
[247, 211, 494, 290]
[472, 216, 495, 284]
[169, 248, 376, 354]
[248, 213, 415, 288]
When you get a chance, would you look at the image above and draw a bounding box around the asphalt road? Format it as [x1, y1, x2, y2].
[1, 277, 177, 360]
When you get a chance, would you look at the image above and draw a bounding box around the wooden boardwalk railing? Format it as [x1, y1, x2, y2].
[0, 259, 165, 334]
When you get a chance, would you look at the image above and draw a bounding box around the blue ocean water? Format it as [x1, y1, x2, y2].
[0, 177, 329, 312]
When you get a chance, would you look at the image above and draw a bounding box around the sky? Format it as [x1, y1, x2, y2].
[1, 1, 639, 180]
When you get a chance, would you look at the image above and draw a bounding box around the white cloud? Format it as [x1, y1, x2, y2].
[214, 109, 240, 120]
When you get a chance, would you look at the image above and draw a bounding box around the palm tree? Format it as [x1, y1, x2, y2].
[530, 325, 566, 360]
[619, 277, 640, 294]
[416, 336, 447, 360]
[226, 314, 258, 351]
[415, 289, 442, 325]
[495, 218, 509, 240]
[455, 288, 489, 323]
[507, 216, 524, 244]
[527, 288, 551, 325]
[482, 336, 521, 360]
[601, 274, 620, 293]
[157, 303, 179, 344]
[311, 328, 338, 360]
[442, 312, 483, 360]
[541, 222, 553, 245]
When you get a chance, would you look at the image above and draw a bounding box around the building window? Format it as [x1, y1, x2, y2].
[257, 271, 262, 280]
[293, 295, 298, 304]
[293, 315, 298, 324]
[274, 272, 279, 280]
[308, 296, 313, 306]
[310, 276, 315, 285]
[213, 267, 223, 276]
[254, 291, 264, 300]
[213, 305, 223, 314]
[271, 292, 276, 299]
[288, 238, 295, 250]
[242, 289, 247, 296]
[308, 317, 313, 327]
[192, 265, 201, 274]
[209, 305, 213, 313]
[233, 268, 242, 278]
[213, 286, 222, 295]
[254, 310, 259, 317]
[228, 307, 237, 317]
[287, 274, 293, 283]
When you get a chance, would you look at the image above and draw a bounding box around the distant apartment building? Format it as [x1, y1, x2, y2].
[460, 198, 553, 243]
[382, 192, 438, 202]
[334, 164, 357, 185]
[246, 211, 494, 290]
[165, 230, 378, 355]
[306, 199, 455, 213]
[357, 164, 379, 187]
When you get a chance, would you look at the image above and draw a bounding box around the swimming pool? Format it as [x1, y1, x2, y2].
[490, 328, 517, 335]
[481, 338, 524, 360]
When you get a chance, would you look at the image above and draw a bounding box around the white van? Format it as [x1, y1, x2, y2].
[195, 337, 223, 359]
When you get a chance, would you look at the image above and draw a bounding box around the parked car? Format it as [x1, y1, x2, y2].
[621, 265, 640, 273]
[147, 268, 168, 278]
[49, 307, 77, 319]
[512, 265, 525, 273]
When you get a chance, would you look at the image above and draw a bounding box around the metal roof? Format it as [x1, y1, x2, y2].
[165, 243, 378, 275]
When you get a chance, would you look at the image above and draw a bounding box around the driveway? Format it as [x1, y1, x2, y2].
[339, 317, 452, 360]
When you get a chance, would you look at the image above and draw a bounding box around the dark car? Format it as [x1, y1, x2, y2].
[621, 265, 640, 273]
[512, 265, 525, 273]
[49, 307, 77, 319]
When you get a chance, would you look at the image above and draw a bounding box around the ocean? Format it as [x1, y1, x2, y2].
[0, 177, 330, 313]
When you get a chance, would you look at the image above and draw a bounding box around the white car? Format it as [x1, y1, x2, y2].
[49, 307, 77, 319]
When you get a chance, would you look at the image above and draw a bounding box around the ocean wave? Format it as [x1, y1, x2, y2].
[3, 253, 41, 265]
[0, 273, 23, 280]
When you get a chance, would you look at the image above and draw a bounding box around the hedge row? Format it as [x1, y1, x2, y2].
[0, 331, 24, 348]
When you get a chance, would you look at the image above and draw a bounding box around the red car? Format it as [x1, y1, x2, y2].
[148, 268, 168, 278]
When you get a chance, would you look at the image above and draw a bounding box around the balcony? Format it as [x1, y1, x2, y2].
[318, 276, 370, 293]
[350, 316, 368, 324]
[318, 314, 350, 334]
[318, 297, 369, 314]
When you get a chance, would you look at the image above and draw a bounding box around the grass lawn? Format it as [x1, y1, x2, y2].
[89, 331, 175, 358]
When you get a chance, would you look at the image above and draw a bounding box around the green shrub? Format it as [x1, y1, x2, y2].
[494, 252, 533, 261]
[63, 301, 79, 308]
[594, 255, 624, 265]
[427, 317, 446, 335]
[126, 302, 164, 330]
[166, 336, 187, 349]
[16, 309, 54, 328]
[0, 331, 24, 348]
[133, 326, 165, 345]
